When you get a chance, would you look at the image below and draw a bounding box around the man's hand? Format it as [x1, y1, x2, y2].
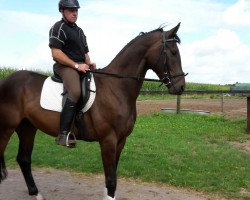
[78, 63, 90, 73]
[89, 62, 96, 69]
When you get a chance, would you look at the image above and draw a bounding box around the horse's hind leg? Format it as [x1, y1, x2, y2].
[0, 127, 14, 183]
[15, 119, 43, 199]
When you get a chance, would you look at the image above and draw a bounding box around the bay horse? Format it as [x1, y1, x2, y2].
[0, 23, 186, 200]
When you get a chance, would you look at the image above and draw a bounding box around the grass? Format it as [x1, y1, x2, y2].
[141, 81, 230, 91]
[0, 67, 52, 79]
[4, 113, 250, 199]
[186, 82, 230, 91]
[0, 67, 17, 79]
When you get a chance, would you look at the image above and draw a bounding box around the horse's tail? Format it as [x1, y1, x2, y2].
[0, 155, 7, 183]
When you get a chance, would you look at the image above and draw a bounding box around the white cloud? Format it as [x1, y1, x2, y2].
[0, 0, 250, 84]
[0, 10, 57, 36]
[79, 0, 224, 69]
[0, 10, 57, 69]
[223, 0, 250, 27]
[181, 28, 250, 84]
[24, 41, 52, 71]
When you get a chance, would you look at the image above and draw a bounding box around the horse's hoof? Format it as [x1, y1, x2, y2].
[103, 188, 116, 200]
[36, 193, 45, 200]
[104, 196, 116, 200]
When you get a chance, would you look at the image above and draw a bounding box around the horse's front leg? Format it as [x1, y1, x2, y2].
[100, 135, 118, 200]
[116, 138, 126, 168]
[16, 121, 44, 200]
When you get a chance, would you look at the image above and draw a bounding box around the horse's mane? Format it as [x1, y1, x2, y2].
[114, 27, 164, 59]
[139, 25, 181, 44]
[139, 27, 163, 36]
[110, 26, 181, 64]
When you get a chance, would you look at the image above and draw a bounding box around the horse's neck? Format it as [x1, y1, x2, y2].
[103, 48, 148, 100]
[106, 52, 146, 75]
[98, 34, 158, 101]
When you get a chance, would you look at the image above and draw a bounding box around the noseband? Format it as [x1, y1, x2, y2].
[155, 30, 188, 87]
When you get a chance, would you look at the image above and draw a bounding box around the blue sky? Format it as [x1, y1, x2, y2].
[0, 0, 249, 84]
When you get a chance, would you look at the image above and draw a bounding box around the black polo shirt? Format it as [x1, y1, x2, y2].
[49, 18, 89, 63]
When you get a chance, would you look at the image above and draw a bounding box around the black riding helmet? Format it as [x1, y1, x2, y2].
[58, 0, 80, 12]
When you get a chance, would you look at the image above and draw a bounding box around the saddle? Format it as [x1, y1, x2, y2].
[40, 72, 96, 141]
[51, 72, 92, 111]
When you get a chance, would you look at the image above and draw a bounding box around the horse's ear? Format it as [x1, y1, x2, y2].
[168, 22, 181, 37]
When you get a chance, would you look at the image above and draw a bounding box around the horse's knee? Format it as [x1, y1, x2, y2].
[106, 176, 117, 197]
[16, 156, 31, 169]
[16, 141, 32, 167]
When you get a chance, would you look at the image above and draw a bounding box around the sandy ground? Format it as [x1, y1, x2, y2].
[0, 98, 248, 200]
[0, 169, 209, 200]
[136, 99, 247, 118]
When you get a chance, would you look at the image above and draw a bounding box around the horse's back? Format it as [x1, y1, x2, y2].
[0, 70, 47, 110]
[0, 70, 47, 92]
[0, 69, 46, 83]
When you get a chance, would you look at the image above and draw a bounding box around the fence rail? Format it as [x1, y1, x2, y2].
[140, 90, 250, 134]
[140, 90, 250, 95]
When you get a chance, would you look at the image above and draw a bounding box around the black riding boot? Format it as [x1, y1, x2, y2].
[56, 97, 77, 148]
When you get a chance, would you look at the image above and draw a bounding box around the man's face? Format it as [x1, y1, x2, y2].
[62, 8, 78, 23]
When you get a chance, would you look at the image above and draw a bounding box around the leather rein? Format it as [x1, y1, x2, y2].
[89, 69, 163, 83]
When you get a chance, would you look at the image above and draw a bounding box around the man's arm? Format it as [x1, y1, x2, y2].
[51, 48, 76, 68]
[85, 53, 96, 69]
[51, 48, 90, 72]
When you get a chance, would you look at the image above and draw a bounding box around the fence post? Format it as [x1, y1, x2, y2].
[176, 95, 181, 114]
[221, 93, 224, 113]
[247, 96, 250, 134]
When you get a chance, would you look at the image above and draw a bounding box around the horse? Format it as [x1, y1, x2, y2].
[0, 23, 186, 200]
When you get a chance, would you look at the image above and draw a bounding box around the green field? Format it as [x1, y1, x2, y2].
[4, 113, 250, 199]
[0, 67, 52, 79]
[141, 80, 230, 91]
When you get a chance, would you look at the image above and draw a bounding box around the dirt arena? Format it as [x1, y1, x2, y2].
[136, 98, 247, 118]
[0, 99, 248, 200]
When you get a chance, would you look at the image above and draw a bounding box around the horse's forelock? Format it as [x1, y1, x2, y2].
[174, 34, 181, 44]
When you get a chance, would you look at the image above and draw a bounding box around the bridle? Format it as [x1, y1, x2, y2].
[89, 29, 188, 86]
[154, 29, 188, 87]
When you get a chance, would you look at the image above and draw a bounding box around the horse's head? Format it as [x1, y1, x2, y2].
[145, 23, 186, 95]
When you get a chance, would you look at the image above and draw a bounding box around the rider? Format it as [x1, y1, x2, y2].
[49, 0, 96, 148]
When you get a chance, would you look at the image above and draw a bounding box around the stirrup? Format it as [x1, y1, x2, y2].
[66, 132, 77, 148]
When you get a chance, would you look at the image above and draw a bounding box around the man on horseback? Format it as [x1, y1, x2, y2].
[49, 0, 96, 148]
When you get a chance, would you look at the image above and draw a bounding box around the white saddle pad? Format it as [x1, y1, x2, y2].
[40, 74, 96, 113]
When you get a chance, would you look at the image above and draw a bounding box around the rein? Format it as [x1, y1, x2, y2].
[89, 69, 187, 85]
[89, 29, 188, 86]
[89, 69, 162, 83]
